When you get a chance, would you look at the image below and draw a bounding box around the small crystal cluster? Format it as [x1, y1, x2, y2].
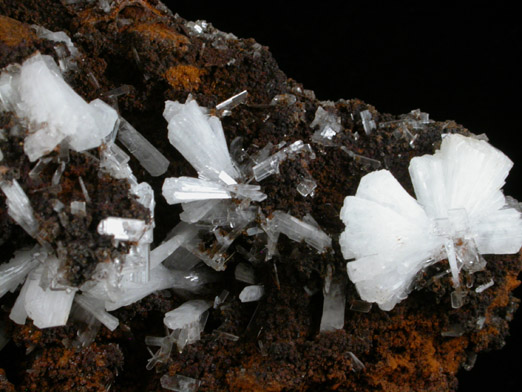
[161, 96, 330, 274]
[340, 134, 522, 310]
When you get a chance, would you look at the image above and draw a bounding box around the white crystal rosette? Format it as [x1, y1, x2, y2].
[340, 134, 522, 310]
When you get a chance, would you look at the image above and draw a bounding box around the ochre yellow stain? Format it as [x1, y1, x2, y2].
[165, 65, 205, 90]
[0, 15, 35, 47]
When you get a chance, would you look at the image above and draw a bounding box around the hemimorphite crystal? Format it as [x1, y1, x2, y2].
[117, 118, 169, 177]
[75, 294, 119, 331]
[97, 217, 147, 241]
[340, 134, 522, 310]
[239, 285, 264, 302]
[164, 97, 240, 181]
[163, 177, 232, 204]
[11, 265, 76, 329]
[162, 96, 266, 208]
[160, 374, 201, 392]
[0, 246, 40, 298]
[0, 179, 38, 237]
[252, 140, 315, 182]
[0, 53, 118, 161]
[267, 211, 332, 253]
[163, 299, 211, 331]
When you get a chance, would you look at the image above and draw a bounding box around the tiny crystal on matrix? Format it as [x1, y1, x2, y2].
[239, 285, 265, 302]
[340, 134, 522, 310]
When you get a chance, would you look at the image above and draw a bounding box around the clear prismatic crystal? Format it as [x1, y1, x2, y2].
[266, 211, 332, 254]
[340, 134, 522, 310]
[0, 179, 38, 237]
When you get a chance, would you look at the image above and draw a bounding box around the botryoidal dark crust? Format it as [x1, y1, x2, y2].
[0, 1, 520, 391]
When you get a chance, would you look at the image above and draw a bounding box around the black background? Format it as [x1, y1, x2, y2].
[168, 2, 521, 391]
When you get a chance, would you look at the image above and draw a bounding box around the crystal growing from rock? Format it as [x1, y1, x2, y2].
[160, 374, 201, 392]
[319, 280, 346, 332]
[0, 246, 40, 298]
[164, 97, 240, 181]
[0, 179, 38, 237]
[340, 134, 522, 310]
[75, 294, 119, 331]
[252, 140, 315, 182]
[117, 118, 169, 177]
[0, 53, 118, 161]
[266, 211, 332, 253]
[163, 177, 232, 204]
[11, 265, 76, 329]
[97, 217, 147, 242]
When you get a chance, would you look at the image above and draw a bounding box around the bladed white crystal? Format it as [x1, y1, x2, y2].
[14, 265, 76, 328]
[164, 97, 239, 181]
[0, 53, 118, 161]
[0, 179, 38, 237]
[268, 211, 332, 253]
[75, 294, 119, 331]
[162, 177, 232, 204]
[150, 223, 199, 269]
[86, 264, 205, 312]
[97, 217, 147, 241]
[0, 246, 40, 298]
[117, 118, 169, 177]
[163, 299, 211, 331]
[340, 134, 522, 310]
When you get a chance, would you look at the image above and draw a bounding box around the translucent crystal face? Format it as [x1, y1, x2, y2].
[340, 134, 522, 310]
[0, 53, 119, 161]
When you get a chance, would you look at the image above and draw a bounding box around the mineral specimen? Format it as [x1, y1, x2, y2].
[0, 2, 520, 392]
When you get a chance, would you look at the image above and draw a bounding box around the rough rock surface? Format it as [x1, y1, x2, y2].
[0, 1, 520, 391]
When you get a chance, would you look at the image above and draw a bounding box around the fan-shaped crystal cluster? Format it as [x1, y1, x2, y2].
[340, 134, 522, 310]
[0, 53, 118, 161]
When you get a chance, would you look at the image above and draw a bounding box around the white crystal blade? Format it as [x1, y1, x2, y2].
[150, 223, 199, 269]
[117, 118, 169, 177]
[0, 179, 38, 237]
[75, 294, 119, 331]
[97, 217, 147, 241]
[270, 211, 332, 253]
[12, 53, 118, 160]
[22, 266, 76, 328]
[0, 246, 39, 298]
[163, 299, 211, 330]
[162, 177, 231, 204]
[164, 98, 239, 181]
[473, 207, 522, 254]
[355, 170, 427, 222]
